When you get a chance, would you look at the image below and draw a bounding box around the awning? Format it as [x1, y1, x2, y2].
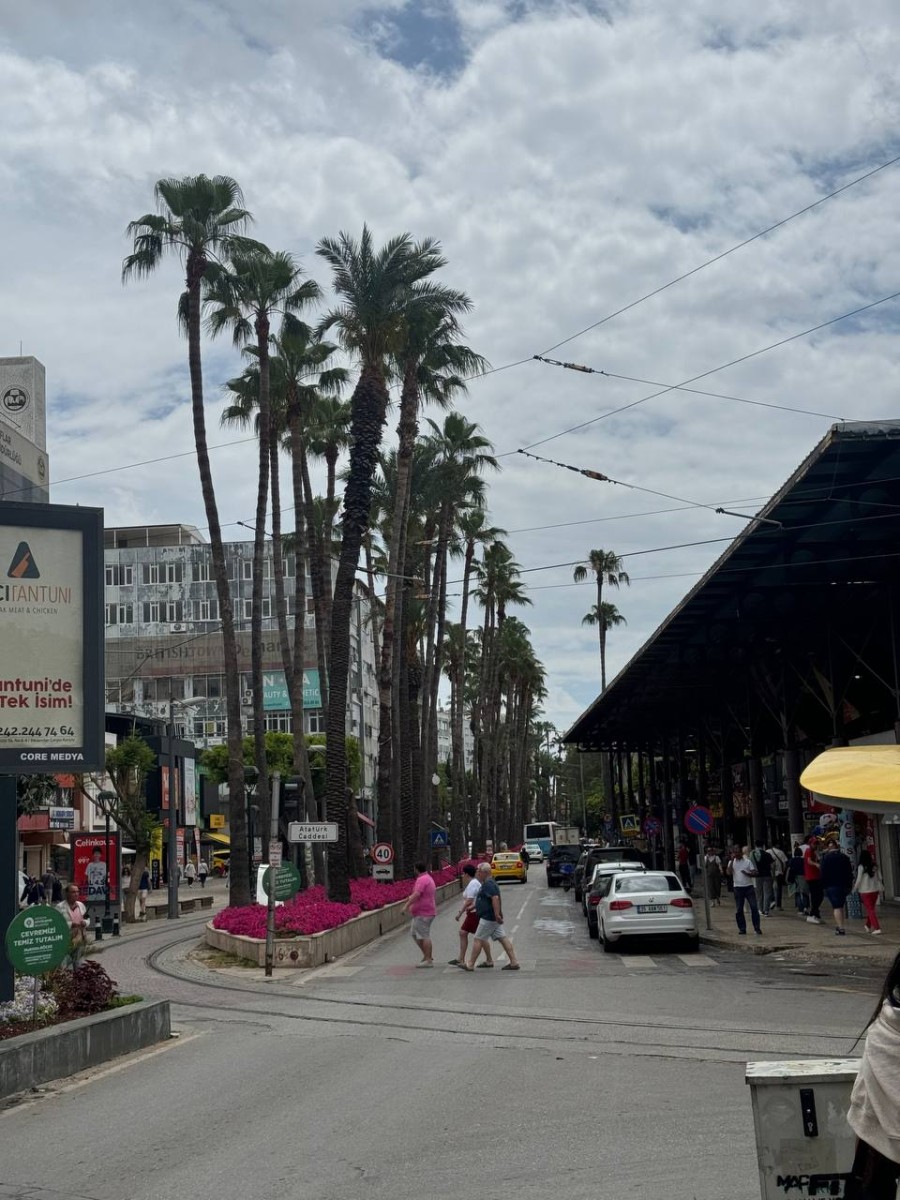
[202, 832, 231, 846]
[800, 746, 900, 814]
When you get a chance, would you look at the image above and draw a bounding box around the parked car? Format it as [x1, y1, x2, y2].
[491, 851, 528, 884]
[596, 870, 699, 952]
[546, 844, 582, 887]
[574, 844, 645, 903]
[523, 842, 544, 863]
[582, 861, 648, 935]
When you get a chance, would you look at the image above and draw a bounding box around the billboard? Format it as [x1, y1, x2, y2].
[0, 502, 104, 772]
[262, 669, 321, 711]
[72, 832, 120, 906]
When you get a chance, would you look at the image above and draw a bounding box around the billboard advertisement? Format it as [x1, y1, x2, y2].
[0, 502, 103, 772]
[262, 669, 321, 711]
[72, 832, 120, 906]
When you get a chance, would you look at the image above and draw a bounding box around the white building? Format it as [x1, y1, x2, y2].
[436, 705, 475, 774]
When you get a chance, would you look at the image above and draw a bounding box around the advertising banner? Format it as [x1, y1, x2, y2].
[0, 502, 103, 772]
[262, 669, 321, 711]
[150, 826, 163, 889]
[183, 759, 197, 826]
[72, 832, 120, 905]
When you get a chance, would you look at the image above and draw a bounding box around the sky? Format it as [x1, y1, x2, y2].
[3, 0, 900, 732]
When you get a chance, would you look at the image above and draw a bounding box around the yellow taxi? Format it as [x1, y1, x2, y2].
[490, 851, 528, 884]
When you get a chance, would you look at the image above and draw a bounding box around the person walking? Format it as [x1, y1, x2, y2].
[769, 842, 788, 911]
[57, 882, 90, 964]
[854, 850, 884, 936]
[677, 843, 693, 894]
[198, 859, 209, 888]
[786, 843, 808, 915]
[25, 875, 46, 906]
[727, 845, 762, 936]
[845, 950, 900, 1198]
[704, 848, 723, 906]
[450, 864, 493, 968]
[750, 840, 775, 915]
[138, 865, 151, 920]
[803, 835, 824, 924]
[184, 859, 197, 888]
[459, 863, 520, 971]
[820, 837, 854, 936]
[400, 862, 436, 967]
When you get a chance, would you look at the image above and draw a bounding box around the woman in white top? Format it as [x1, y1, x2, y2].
[853, 850, 884, 935]
[450, 864, 493, 968]
[846, 950, 900, 1198]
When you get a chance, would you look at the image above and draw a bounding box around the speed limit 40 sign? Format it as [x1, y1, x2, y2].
[371, 842, 394, 865]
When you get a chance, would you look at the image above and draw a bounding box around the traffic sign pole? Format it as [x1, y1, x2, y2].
[698, 832, 713, 933]
[265, 773, 280, 979]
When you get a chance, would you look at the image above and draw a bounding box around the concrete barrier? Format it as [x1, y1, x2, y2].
[205, 877, 462, 968]
[0, 999, 171, 1101]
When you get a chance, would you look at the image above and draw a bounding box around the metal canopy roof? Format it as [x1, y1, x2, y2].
[564, 420, 900, 749]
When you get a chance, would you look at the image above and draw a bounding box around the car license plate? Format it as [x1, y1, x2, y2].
[637, 904, 668, 913]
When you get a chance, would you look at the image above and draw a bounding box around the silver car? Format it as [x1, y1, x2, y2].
[596, 870, 699, 952]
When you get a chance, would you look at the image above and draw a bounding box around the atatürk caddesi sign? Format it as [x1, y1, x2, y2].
[0, 503, 104, 772]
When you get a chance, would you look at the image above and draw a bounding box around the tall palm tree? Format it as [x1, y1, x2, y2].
[572, 549, 630, 689]
[204, 248, 320, 839]
[582, 602, 627, 688]
[123, 174, 260, 907]
[315, 225, 448, 901]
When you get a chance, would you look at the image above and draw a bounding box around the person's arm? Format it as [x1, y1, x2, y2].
[401, 879, 420, 916]
[491, 892, 502, 922]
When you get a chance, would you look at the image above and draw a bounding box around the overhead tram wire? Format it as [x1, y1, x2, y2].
[504, 287, 900, 455]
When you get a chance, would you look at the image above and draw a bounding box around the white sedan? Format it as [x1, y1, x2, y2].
[596, 870, 699, 952]
[523, 842, 544, 863]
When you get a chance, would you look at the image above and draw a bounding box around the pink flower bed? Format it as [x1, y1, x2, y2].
[213, 864, 464, 940]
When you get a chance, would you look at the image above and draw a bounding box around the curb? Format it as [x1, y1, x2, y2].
[699, 931, 804, 956]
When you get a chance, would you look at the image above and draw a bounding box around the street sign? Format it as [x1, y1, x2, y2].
[372, 864, 395, 881]
[619, 814, 640, 836]
[48, 806, 75, 830]
[684, 805, 714, 835]
[371, 842, 394, 865]
[643, 816, 662, 838]
[429, 829, 449, 849]
[5, 907, 70, 974]
[287, 822, 339, 844]
[268, 841, 282, 869]
[262, 862, 302, 901]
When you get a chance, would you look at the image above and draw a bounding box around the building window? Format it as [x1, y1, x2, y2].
[243, 599, 252, 621]
[194, 598, 218, 622]
[261, 597, 272, 619]
[141, 563, 160, 585]
[144, 562, 183, 585]
[105, 604, 116, 626]
[142, 601, 161, 623]
[105, 564, 133, 587]
[283, 555, 295, 577]
[243, 561, 253, 580]
[165, 601, 184, 623]
[193, 562, 211, 583]
[117, 604, 133, 625]
[306, 709, 326, 734]
[264, 713, 293, 733]
[207, 675, 223, 699]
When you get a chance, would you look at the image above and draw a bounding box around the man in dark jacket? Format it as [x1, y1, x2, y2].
[820, 839, 854, 937]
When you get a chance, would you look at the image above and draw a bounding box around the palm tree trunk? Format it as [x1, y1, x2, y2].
[250, 317, 272, 839]
[300, 446, 330, 712]
[185, 258, 249, 906]
[324, 363, 390, 902]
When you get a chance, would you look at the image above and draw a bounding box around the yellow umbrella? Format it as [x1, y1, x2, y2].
[800, 745, 900, 814]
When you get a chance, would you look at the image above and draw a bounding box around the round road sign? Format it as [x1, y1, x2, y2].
[5, 906, 71, 975]
[643, 817, 662, 838]
[371, 842, 394, 865]
[262, 862, 302, 901]
[684, 805, 714, 835]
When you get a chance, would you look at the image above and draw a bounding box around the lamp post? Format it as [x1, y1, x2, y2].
[97, 790, 118, 939]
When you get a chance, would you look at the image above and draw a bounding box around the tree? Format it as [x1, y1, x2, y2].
[123, 174, 260, 907]
[573, 550, 630, 689]
[581, 602, 627, 691]
[315, 225, 449, 901]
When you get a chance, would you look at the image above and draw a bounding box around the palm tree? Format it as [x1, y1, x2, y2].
[582, 602, 627, 689]
[315, 225, 448, 901]
[573, 549, 630, 689]
[204, 248, 320, 839]
[123, 174, 260, 907]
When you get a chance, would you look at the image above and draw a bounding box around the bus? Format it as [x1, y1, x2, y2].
[522, 821, 559, 857]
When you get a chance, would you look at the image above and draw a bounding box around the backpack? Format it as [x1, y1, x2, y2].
[785, 856, 802, 884]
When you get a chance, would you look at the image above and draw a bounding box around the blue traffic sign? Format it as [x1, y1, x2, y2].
[643, 817, 662, 838]
[429, 829, 448, 848]
[684, 805, 714, 835]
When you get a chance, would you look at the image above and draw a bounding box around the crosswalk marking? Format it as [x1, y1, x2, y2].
[619, 955, 656, 968]
[677, 953, 716, 967]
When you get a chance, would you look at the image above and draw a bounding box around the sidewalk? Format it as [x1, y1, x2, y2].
[91, 878, 229, 945]
[696, 889, 900, 964]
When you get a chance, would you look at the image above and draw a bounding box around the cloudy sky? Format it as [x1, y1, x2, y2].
[3, 0, 900, 730]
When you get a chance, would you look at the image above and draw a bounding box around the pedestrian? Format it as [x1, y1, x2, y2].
[727, 845, 762, 936]
[819, 837, 854, 937]
[769, 842, 788, 911]
[57, 882, 90, 964]
[138, 865, 151, 920]
[25, 875, 46, 906]
[786, 844, 809, 915]
[450, 864, 494, 968]
[198, 858, 209, 888]
[845, 950, 900, 1198]
[750, 839, 775, 915]
[677, 843, 693, 894]
[704, 847, 723, 905]
[400, 861, 436, 967]
[184, 860, 197, 888]
[459, 862, 520, 971]
[803, 835, 824, 924]
[854, 850, 884, 936]
[519, 845, 530, 866]
[724, 845, 740, 895]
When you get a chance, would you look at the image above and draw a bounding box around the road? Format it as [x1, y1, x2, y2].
[0, 875, 881, 1200]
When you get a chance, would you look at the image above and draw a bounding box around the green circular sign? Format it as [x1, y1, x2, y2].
[262, 862, 302, 901]
[5, 907, 71, 974]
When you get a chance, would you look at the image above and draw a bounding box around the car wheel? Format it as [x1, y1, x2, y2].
[588, 917, 598, 940]
[574, 887, 582, 903]
[601, 924, 615, 953]
[548, 877, 557, 888]
[683, 934, 700, 953]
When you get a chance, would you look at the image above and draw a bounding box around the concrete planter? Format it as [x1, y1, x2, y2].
[0, 999, 171, 1101]
[205, 877, 462, 968]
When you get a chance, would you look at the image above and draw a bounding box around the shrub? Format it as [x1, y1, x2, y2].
[47, 961, 119, 1017]
[0, 976, 58, 1026]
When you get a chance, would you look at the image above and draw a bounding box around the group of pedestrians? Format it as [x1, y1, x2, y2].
[400, 861, 520, 971]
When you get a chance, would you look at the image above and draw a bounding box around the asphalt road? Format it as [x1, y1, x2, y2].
[0, 875, 881, 1200]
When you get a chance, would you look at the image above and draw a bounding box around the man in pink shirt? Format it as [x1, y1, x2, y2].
[400, 862, 437, 967]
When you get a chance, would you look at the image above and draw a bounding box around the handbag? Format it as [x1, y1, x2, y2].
[846, 891, 864, 921]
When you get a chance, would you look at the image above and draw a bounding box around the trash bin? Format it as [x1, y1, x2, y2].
[746, 1059, 860, 1199]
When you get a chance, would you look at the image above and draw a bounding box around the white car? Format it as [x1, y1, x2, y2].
[596, 870, 698, 952]
[523, 842, 544, 863]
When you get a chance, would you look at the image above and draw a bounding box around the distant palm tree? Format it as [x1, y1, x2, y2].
[582, 602, 627, 689]
[123, 174, 259, 908]
[573, 549, 630, 689]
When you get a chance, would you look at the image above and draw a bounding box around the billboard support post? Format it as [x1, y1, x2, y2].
[167, 694, 178, 920]
[0, 776, 16, 1002]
